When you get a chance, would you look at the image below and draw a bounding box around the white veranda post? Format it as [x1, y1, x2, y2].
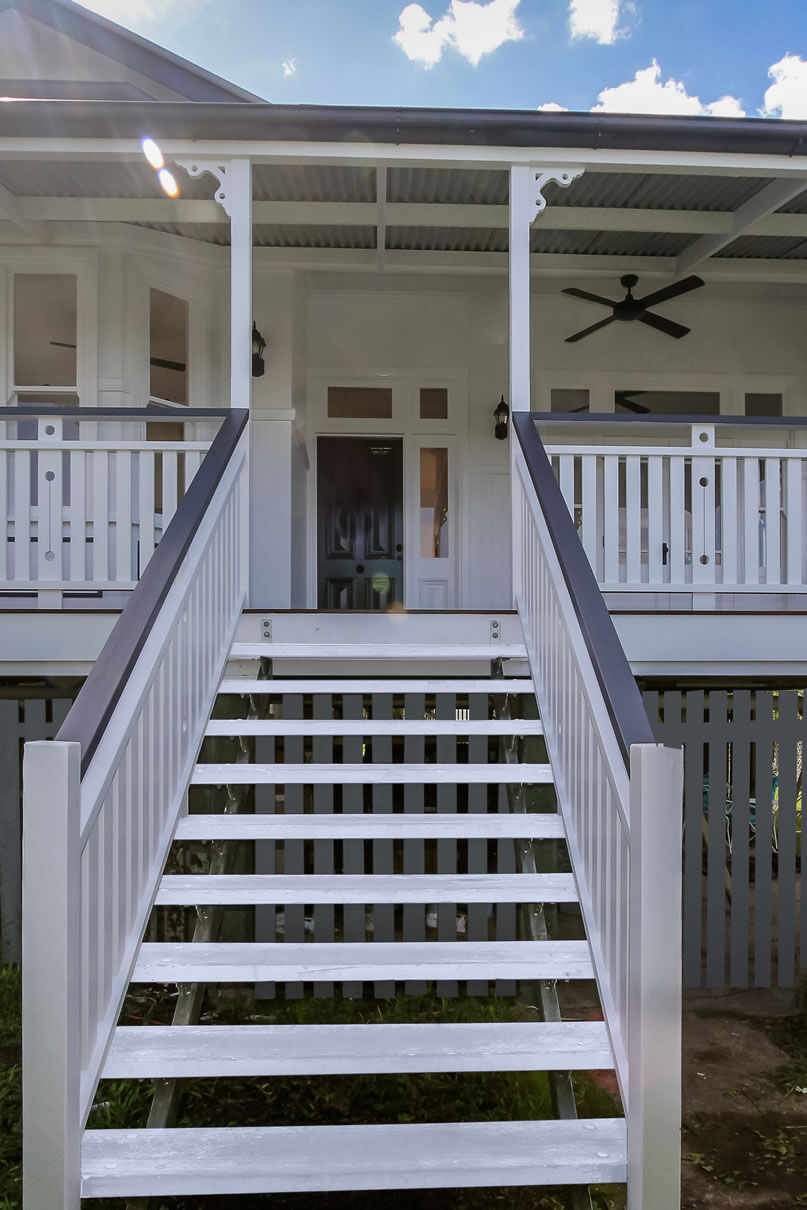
[177, 156, 253, 597]
[508, 165, 584, 413]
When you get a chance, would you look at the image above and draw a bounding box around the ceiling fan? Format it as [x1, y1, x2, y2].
[563, 274, 705, 343]
[50, 340, 185, 373]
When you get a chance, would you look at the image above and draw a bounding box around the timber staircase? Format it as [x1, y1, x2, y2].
[80, 640, 626, 1201]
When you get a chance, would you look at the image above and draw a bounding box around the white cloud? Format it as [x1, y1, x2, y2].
[281, 59, 297, 80]
[394, 0, 523, 69]
[762, 54, 807, 119]
[537, 101, 568, 112]
[569, 0, 621, 45]
[593, 60, 745, 116]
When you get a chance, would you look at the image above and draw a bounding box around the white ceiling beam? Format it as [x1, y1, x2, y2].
[20, 196, 807, 241]
[676, 178, 807, 274]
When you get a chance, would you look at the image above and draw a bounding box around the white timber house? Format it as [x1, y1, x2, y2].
[0, 0, 805, 1206]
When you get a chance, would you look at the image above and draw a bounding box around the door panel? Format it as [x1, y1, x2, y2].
[317, 437, 404, 610]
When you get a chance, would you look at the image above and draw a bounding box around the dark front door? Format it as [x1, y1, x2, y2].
[317, 436, 403, 609]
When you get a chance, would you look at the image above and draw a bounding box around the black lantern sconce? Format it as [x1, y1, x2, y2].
[494, 394, 509, 440]
[252, 321, 267, 378]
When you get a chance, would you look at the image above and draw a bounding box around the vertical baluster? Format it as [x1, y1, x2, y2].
[69, 449, 86, 583]
[668, 457, 686, 585]
[580, 454, 598, 576]
[91, 451, 109, 584]
[743, 458, 761, 585]
[465, 693, 489, 997]
[625, 455, 641, 586]
[255, 719, 277, 1000]
[720, 457, 738, 586]
[646, 455, 663, 586]
[283, 694, 305, 1000]
[558, 454, 574, 516]
[0, 447, 7, 581]
[785, 457, 802, 584]
[403, 692, 426, 994]
[435, 693, 458, 997]
[341, 693, 365, 998]
[371, 693, 394, 998]
[113, 451, 132, 583]
[705, 691, 729, 986]
[13, 448, 31, 582]
[162, 451, 179, 526]
[603, 454, 619, 584]
[763, 457, 781, 586]
[138, 449, 156, 576]
[312, 694, 334, 998]
[692, 455, 716, 585]
[185, 449, 203, 489]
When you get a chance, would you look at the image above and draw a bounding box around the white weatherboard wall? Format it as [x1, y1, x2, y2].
[302, 275, 512, 610]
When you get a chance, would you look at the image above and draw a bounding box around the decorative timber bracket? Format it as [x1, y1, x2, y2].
[531, 165, 585, 223]
[175, 159, 232, 216]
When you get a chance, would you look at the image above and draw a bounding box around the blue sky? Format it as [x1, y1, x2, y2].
[77, 0, 807, 117]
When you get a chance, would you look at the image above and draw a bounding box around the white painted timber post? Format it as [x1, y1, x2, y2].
[22, 740, 82, 1210]
[509, 166, 533, 415]
[228, 158, 253, 603]
[508, 163, 584, 414]
[627, 742, 684, 1209]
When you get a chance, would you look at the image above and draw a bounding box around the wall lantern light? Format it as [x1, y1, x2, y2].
[252, 322, 267, 378]
[494, 395, 509, 440]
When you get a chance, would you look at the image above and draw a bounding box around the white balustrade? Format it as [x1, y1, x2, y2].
[545, 421, 807, 594]
[22, 431, 247, 1209]
[512, 433, 683, 1209]
[1, 417, 212, 596]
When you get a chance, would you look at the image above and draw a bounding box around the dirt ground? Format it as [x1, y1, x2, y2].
[680, 983, 807, 1209]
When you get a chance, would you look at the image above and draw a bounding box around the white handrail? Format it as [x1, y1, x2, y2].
[512, 424, 683, 1209]
[22, 430, 247, 1209]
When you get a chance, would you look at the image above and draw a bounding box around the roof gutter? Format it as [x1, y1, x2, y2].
[1, 100, 807, 158]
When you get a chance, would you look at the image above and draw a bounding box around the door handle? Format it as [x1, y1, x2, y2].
[356, 563, 365, 573]
[396, 544, 403, 552]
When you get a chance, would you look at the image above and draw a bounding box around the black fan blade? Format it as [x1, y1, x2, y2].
[639, 312, 691, 340]
[565, 316, 616, 343]
[50, 340, 77, 348]
[562, 287, 617, 308]
[150, 356, 186, 373]
[636, 275, 704, 309]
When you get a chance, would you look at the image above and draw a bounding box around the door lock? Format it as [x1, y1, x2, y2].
[356, 563, 365, 573]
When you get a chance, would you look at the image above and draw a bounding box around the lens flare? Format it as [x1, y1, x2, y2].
[158, 168, 180, 198]
[141, 136, 164, 169]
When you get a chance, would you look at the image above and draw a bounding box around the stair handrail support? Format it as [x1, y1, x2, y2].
[512, 413, 683, 1210]
[22, 412, 249, 1210]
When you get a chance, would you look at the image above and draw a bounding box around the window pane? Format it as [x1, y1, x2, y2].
[150, 289, 188, 405]
[14, 274, 77, 387]
[420, 447, 449, 558]
[420, 387, 448, 419]
[615, 389, 719, 415]
[550, 388, 589, 413]
[327, 386, 393, 419]
[745, 393, 783, 417]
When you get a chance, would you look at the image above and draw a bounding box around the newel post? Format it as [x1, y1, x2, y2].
[627, 742, 684, 1209]
[22, 740, 82, 1210]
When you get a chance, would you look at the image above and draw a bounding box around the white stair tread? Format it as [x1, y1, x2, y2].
[206, 718, 543, 737]
[82, 1119, 626, 1196]
[133, 940, 594, 984]
[174, 812, 566, 841]
[103, 1020, 614, 1078]
[155, 872, 578, 905]
[230, 643, 528, 661]
[192, 762, 552, 785]
[219, 678, 534, 695]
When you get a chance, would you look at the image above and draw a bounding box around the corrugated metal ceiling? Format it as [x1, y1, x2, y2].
[133, 222, 377, 249]
[714, 234, 807, 259]
[388, 167, 508, 205]
[0, 160, 213, 199]
[252, 163, 376, 203]
[542, 171, 771, 211]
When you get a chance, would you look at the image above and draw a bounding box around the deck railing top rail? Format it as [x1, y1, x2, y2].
[512, 412, 653, 768]
[531, 411, 807, 428]
[0, 406, 232, 419]
[58, 408, 248, 775]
